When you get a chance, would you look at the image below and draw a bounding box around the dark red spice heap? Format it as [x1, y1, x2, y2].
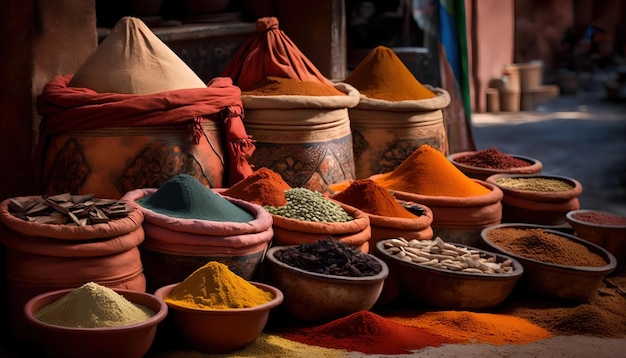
[282, 310, 451, 355]
[572, 211, 626, 226]
[455, 148, 533, 169]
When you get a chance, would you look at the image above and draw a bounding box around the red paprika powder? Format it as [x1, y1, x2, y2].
[281, 310, 453, 355]
[222, 167, 291, 207]
[331, 179, 418, 219]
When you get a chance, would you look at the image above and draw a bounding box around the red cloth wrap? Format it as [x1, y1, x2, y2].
[36, 75, 255, 185]
[221, 17, 334, 91]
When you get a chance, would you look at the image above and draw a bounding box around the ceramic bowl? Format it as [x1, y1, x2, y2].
[373, 239, 523, 310]
[486, 173, 582, 225]
[23, 288, 168, 358]
[448, 151, 543, 181]
[566, 209, 626, 262]
[264, 245, 388, 322]
[154, 282, 283, 354]
[480, 223, 617, 301]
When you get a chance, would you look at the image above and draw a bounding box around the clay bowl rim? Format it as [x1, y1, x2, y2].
[566, 209, 626, 229]
[486, 173, 583, 202]
[351, 200, 434, 228]
[374, 239, 524, 280]
[447, 151, 543, 176]
[377, 177, 504, 207]
[480, 223, 617, 274]
[154, 282, 284, 314]
[24, 287, 168, 332]
[265, 245, 390, 284]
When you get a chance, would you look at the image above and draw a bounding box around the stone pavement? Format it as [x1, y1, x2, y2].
[469, 87, 626, 217]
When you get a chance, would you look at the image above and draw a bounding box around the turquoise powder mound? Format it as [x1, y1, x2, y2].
[137, 174, 254, 222]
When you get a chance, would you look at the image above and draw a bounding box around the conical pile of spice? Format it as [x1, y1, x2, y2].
[222, 167, 292, 207]
[137, 174, 254, 222]
[372, 144, 491, 197]
[344, 46, 437, 101]
[164, 261, 274, 310]
[331, 179, 419, 219]
[34, 282, 154, 328]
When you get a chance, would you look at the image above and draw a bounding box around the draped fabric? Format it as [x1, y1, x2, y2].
[36, 75, 255, 186]
[221, 17, 333, 90]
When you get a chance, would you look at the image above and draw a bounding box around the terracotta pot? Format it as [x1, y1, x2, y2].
[364, 203, 434, 253]
[382, 179, 504, 246]
[486, 173, 582, 225]
[122, 188, 274, 292]
[270, 201, 371, 253]
[0, 196, 147, 341]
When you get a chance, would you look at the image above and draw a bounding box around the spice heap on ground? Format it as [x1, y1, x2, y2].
[331, 179, 419, 219]
[369, 144, 491, 197]
[35, 282, 154, 328]
[344, 45, 436, 101]
[273, 237, 383, 277]
[454, 148, 534, 169]
[164, 261, 273, 310]
[222, 167, 291, 207]
[137, 174, 254, 222]
[264, 188, 353, 222]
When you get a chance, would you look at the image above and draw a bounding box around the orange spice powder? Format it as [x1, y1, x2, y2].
[242, 76, 346, 96]
[372, 145, 491, 197]
[344, 46, 437, 101]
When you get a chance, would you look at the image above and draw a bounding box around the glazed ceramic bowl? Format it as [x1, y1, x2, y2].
[154, 281, 283, 354]
[448, 151, 542, 181]
[374, 239, 523, 310]
[24, 288, 168, 358]
[264, 245, 388, 322]
[480, 223, 617, 301]
[566, 209, 626, 262]
[486, 173, 582, 225]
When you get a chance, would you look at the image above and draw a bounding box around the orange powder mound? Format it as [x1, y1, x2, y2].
[344, 46, 437, 101]
[372, 145, 492, 197]
[388, 310, 554, 345]
[242, 76, 346, 96]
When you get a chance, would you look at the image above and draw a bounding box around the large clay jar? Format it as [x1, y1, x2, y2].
[349, 87, 450, 179]
[269, 201, 371, 253]
[0, 196, 146, 341]
[122, 188, 274, 293]
[387, 179, 504, 247]
[241, 83, 360, 194]
[486, 173, 582, 225]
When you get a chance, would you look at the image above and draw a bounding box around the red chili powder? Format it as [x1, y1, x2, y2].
[571, 211, 626, 226]
[281, 310, 453, 355]
[455, 148, 533, 169]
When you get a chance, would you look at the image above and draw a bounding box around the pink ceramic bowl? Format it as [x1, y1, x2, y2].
[154, 282, 283, 354]
[24, 288, 168, 358]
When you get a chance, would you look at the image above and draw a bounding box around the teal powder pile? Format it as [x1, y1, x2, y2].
[137, 174, 255, 222]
